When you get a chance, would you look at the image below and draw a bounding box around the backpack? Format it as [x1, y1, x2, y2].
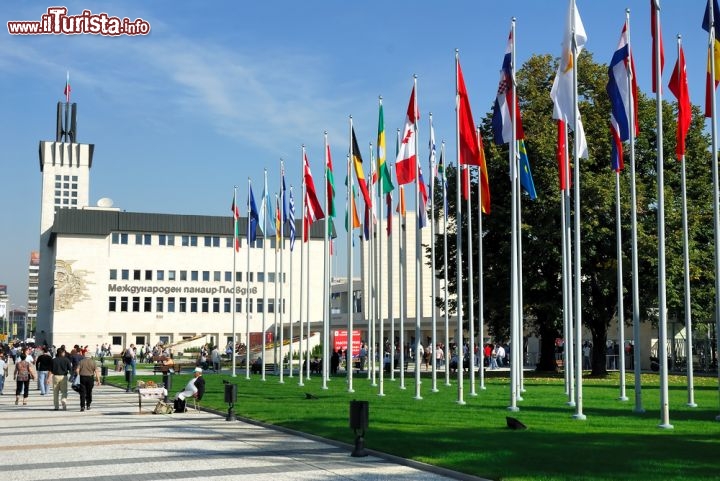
[123, 351, 133, 364]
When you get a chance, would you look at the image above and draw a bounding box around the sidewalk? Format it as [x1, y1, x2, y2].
[0, 362, 487, 481]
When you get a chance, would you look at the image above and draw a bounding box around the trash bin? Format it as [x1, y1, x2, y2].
[225, 383, 237, 421]
[349, 400, 369, 457]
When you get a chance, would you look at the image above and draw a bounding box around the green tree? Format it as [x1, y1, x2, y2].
[433, 51, 714, 375]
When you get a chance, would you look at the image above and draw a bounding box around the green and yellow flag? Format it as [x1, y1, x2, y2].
[377, 101, 394, 193]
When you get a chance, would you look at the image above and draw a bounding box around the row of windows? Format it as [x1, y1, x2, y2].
[108, 296, 286, 314]
[54, 175, 79, 208]
[111, 232, 282, 249]
[109, 269, 286, 283]
[55, 175, 79, 182]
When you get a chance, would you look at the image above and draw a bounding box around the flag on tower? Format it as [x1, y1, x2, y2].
[64, 71, 71, 103]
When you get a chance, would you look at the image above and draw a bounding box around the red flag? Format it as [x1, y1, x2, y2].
[457, 59, 483, 166]
[303, 153, 325, 242]
[557, 120, 569, 191]
[669, 45, 691, 159]
[650, 0, 665, 94]
[395, 85, 419, 185]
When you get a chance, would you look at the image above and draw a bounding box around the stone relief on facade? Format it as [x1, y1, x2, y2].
[54, 259, 92, 310]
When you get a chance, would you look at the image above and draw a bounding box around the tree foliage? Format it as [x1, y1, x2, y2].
[432, 51, 714, 374]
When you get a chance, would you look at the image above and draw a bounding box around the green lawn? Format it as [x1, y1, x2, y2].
[114, 369, 720, 481]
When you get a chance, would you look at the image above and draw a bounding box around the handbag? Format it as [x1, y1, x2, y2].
[71, 373, 81, 392]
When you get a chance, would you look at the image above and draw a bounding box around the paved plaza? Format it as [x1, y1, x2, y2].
[0, 364, 487, 481]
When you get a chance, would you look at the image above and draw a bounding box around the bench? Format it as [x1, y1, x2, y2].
[137, 387, 167, 413]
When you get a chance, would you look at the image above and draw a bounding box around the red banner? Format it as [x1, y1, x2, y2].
[332, 329, 361, 356]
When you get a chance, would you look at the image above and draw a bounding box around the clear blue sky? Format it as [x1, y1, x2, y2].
[0, 0, 713, 307]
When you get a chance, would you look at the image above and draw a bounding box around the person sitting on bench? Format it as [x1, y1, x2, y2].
[173, 367, 205, 412]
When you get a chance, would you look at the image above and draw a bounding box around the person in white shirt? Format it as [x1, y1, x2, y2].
[0, 352, 7, 394]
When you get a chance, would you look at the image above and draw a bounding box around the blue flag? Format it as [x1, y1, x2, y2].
[518, 139, 537, 201]
[248, 186, 259, 244]
[288, 186, 296, 251]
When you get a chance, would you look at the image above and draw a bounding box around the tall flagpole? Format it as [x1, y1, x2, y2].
[377, 98, 386, 396]
[388, 164, 395, 383]
[614, 166, 628, 401]
[467, 138, 476, 398]
[429, 113, 438, 393]
[279, 162, 286, 384]
[625, 9, 643, 413]
[412, 75, 423, 401]
[261, 169, 269, 382]
[652, 0, 672, 429]
[305, 207, 311, 381]
[707, 0, 720, 422]
[347, 121, 355, 393]
[274, 193, 280, 374]
[442, 141, 451, 387]
[570, 12, 586, 420]
[476, 130, 486, 391]
[369, 142, 377, 384]
[299, 148, 306, 387]
[322, 133, 330, 390]
[455, 50, 466, 406]
[232, 185, 238, 378]
[398, 130, 406, 391]
[288, 186, 295, 379]
[562, 121, 575, 406]
[246, 178, 252, 379]
[508, 18, 520, 412]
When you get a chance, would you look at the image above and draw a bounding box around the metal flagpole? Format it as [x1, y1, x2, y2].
[562, 121, 575, 406]
[429, 113, 438, 393]
[322, 134, 330, 390]
[707, 0, 720, 422]
[508, 19, 520, 412]
[442, 141, 451, 387]
[455, 51, 466, 406]
[288, 186, 295, 379]
[305, 211, 311, 381]
[274, 194, 280, 375]
[476, 133, 486, 392]
[571, 17, 586, 420]
[299, 148, 306, 387]
[261, 169, 269, 382]
[614, 168, 628, 402]
[246, 178, 252, 379]
[412, 75, 422, 401]
[232, 185, 238, 378]
[467, 134, 476, 398]
[377, 98, 386, 396]
[388, 164, 395, 383]
[279, 162, 286, 384]
[369, 143, 376, 384]
[625, 9, 643, 413]
[653, 0, 672, 429]
[347, 120, 355, 393]
[398, 130, 406, 391]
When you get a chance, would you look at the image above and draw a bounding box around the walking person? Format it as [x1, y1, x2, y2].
[35, 347, 53, 395]
[50, 348, 72, 410]
[0, 352, 7, 395]
[75, 351, 100, 411]
[14, 353, 34, 405]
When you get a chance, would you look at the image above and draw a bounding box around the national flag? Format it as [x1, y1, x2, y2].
[518, 139, 537, 200]
[429, 116, 437, 172]
[231, 191, 241, 252]
[702, 0, 720, 117]
[396, 85, 419, 185]
[351, 127, 372, 206]
[259, 175, 274, 236]
[492, 28, 525, 145]
[64, 71, 71, 103]
[650, 0, 665, 94]
[477, 129, 491, 214]
[363, 198, 371, 241]
[607, 22, 639, 172]
[345, 185, 362, 232]
[457, 59, 483, 166]
[377, 102, 394, 193]
[288, 186, 296, 251]
[438, 146, 448, 216]
[248, 185, 259, 245]
[303, 153, 325, 242]
[326, 143, 336, 218]
[669, 45, 692, 160]
[557, 120, 569, 190]
[550, 0, 589, 159]
[418, 165, 429, 228]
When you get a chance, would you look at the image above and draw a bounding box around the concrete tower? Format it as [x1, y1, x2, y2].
[36, 98, 94, 345]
